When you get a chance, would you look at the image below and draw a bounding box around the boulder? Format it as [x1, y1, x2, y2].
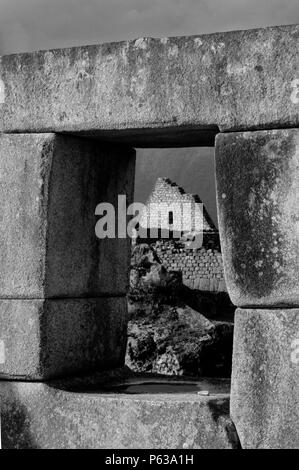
[126, 303, 233, 378]
[131, 243, 159, 269]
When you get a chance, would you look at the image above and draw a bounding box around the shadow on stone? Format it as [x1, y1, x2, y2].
[1, 383, 39, 449]
[207, 399, 242, 450]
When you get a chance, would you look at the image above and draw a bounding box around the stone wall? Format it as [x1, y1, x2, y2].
[137, 178, 225, 292]
[139, 178, 216, 234]
[152, 239, 227, 293]
[0, 24, 298, 449]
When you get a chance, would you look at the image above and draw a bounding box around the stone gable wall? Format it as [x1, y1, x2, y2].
[140, 178, 215, 233]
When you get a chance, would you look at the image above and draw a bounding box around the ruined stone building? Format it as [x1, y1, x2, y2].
[137, 178, 226, 292]
[139, 177, 216, 236]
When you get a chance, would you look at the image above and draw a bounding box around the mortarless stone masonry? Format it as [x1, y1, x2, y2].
[0, 298, 128, 381]
[153, 240, 226, 292]
[0, 134, 135, 380]
[0, 134, 135, 298]
[0, 24, 298, 449]
[0, 25, 298, 142]
[216, 129, 299, 449]
[139, 178, 216, 234]
[231, 309, 299, 449]
[216, 129, 299, 307]
[1, 372, 239, 449]
[138, 178, 226, 292]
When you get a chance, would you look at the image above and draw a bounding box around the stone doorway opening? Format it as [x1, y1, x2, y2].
[126, 147, 235, 381]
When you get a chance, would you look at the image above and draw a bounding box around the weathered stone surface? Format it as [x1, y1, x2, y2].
[0, 25, 298, 144]
[216, 129, 299, 307]
[0, 134, 135, 298]
[152, 239, 226, 293]
[0, 297, 127, 380]
[126, 306, 233, 378]
[0, 372, 239, 449]
[231, 309, 299, 449]
[127, 243, 234, 377]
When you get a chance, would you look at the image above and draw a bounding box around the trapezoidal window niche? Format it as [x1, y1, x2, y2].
[126, 147, 235, 381]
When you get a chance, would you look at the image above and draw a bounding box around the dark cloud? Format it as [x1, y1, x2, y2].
[0, 0, 298, 54]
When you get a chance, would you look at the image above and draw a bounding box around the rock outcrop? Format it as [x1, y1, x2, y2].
[126, 243, 234, 377]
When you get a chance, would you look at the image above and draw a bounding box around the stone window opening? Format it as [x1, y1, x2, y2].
[126, 147, 235, 381]
[0, 25, 297, 449]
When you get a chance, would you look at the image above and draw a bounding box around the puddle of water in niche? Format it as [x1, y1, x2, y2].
[108, 382, 207, 394]
[98, 378, 230, 395]
[53, 376, 231, 395]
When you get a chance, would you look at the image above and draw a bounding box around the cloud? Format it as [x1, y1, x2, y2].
[0, 0, 298, 54]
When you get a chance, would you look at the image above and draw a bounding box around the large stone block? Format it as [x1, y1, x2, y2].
[216, 128, 299, 307]
[0, 25, 298, 145]
[0, 372, 239, 449]
[0, 297, 127, 380]
[0, 134, 135, 298]
[231, 309, 299, 449]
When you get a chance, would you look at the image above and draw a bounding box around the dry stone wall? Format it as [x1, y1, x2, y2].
[0, 24, 298, 449]
[152, 240, 226, 293]
[139, 178, 216, 234]
[138, 178, 226, 292]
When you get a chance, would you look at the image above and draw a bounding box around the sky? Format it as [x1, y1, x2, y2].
[0, 0, 298, 225]
[0, 0, 298, 55]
